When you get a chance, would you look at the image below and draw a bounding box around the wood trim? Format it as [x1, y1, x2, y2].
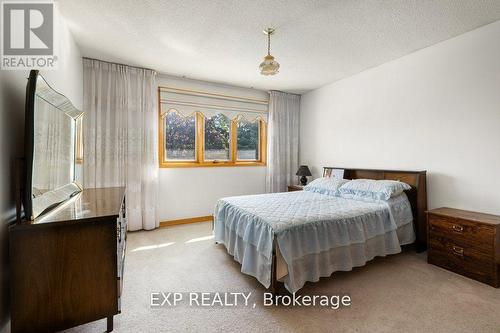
[230, 120, 238, 163]
[158, 87, 164, 167]
[196, 112, 204, 163]
[159, 215, 213, 227]
[259, 120, 267, 164]
[160, 161, 266, 168]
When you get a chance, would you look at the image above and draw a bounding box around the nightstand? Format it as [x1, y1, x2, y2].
[427, 207, 500, 287]
[287, 185, 304, 192]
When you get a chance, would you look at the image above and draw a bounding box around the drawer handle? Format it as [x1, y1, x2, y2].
[451, 225, 464, 233]
[451, 245, 464, 256]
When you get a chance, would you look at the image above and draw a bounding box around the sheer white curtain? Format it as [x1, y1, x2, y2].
[83, 58, 159, 231]
[266, 91, 300, 193]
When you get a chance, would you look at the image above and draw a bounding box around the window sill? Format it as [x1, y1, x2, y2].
[159, 161, 266, 168]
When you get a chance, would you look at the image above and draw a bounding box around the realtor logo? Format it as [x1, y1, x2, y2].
[1, 1, 57, 69]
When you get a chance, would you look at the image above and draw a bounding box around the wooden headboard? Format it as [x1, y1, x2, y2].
[323, 167, 428, 251]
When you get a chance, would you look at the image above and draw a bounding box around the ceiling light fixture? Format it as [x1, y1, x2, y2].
[259, 28, 280, 76]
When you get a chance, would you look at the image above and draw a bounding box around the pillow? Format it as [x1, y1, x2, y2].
[338, 179, 411, 201]
[304, 177, 350, 196]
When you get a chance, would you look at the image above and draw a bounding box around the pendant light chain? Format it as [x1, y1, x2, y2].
[259, 27, 280, 75]
[267, 32, 271, 56]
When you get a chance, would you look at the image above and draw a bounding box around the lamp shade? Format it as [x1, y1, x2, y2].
[296, 165, 312, 177]
[259, 55, 280, 75]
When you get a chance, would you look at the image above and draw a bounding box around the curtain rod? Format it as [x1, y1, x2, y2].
[82, 57, 156, 72]
[268, 89, 301, 97]
[160, 86, 269, 105]
[159, 99, 267, 114]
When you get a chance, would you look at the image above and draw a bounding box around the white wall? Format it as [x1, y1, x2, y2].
[300, 20, 500, 215]
[0, 9, 83, 332]
[157, 75, 268, 221]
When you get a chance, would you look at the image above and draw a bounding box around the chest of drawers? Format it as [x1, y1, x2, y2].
[427, 207, 500, 287]
[10, 187, 126, 332]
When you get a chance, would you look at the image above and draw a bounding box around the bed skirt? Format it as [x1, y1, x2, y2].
[216, 222, 414, 293]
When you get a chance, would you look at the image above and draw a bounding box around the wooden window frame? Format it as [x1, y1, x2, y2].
[159, 110, 267, 168]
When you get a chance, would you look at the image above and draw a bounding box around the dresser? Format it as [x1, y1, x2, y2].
[10, 187, 127, 333]
[427, 207, 500, 287]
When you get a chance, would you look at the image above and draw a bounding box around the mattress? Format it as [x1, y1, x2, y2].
[214, 191, 415, 293]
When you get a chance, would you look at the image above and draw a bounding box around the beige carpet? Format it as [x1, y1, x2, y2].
[65, 221, 500, 333]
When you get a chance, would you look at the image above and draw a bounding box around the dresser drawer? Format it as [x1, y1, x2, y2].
[429, 234, 494, 261]
[428, 214, 495, 253]
[428, 245, 498, 287]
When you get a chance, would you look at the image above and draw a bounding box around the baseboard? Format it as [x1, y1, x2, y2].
[159, 215, 213, 227]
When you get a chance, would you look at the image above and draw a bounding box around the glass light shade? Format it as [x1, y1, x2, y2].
[259, 55, 280, 75]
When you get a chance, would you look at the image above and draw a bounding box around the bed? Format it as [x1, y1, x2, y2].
[214, 167, 427, 294]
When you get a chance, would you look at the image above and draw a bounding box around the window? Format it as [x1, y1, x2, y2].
[204, 114, 231, 161]
[159, 86, 268, 168]
[164, 111, 196, 161]
[237, 119, 260, 161]
[159, 110, 266, 167]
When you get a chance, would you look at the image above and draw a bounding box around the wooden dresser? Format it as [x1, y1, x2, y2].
[427, 207, 500, 287]
[10, 187, 127, 333]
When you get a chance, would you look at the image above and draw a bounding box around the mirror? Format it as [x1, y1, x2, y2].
[25, 71, 83, 220]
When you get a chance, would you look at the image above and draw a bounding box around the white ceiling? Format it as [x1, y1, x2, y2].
[58, 0, 500, 94]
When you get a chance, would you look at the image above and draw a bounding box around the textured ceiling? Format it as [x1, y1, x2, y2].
[58, 0, 500, 93]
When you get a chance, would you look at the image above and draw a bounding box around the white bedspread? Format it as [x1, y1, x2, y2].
[214, 191, 415, 293]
